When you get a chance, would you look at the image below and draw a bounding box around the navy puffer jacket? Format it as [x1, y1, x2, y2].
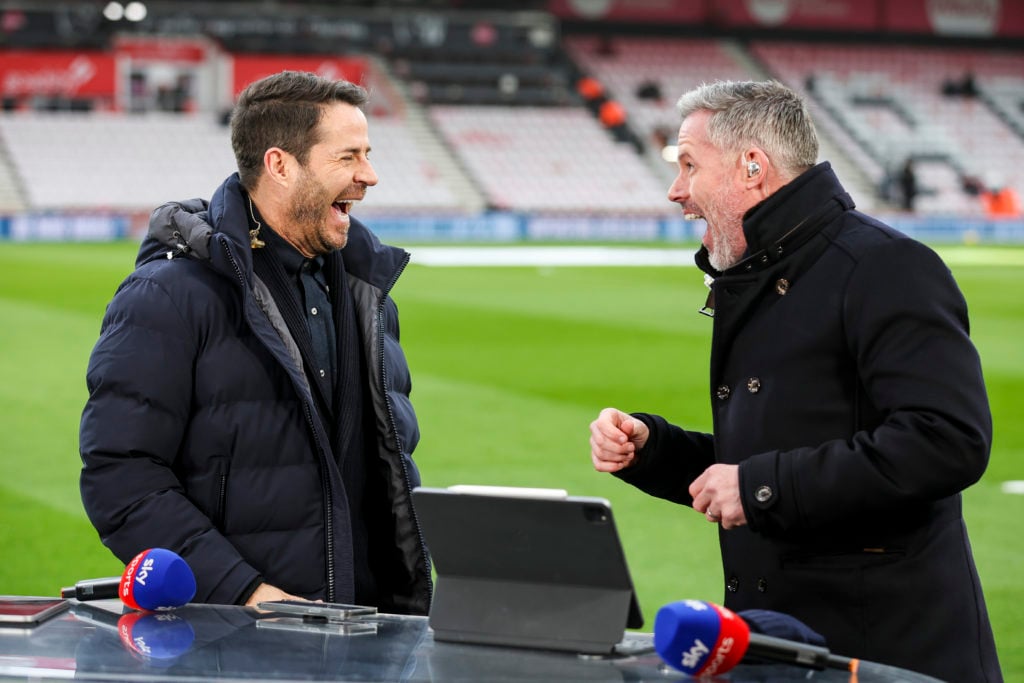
[79, 174, 431, 613]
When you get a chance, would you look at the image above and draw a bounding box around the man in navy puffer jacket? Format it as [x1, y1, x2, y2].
[79, 71, 431, 613]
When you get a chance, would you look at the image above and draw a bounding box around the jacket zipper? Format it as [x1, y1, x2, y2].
[215, 473, 227, 529]
[221, 236, 336, 602]
[302, 401, 336, 602]
[379, 255, 432, 600]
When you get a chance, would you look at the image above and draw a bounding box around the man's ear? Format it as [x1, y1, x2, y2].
[263, 147, 295, 188]
[742, 148, 769, 190]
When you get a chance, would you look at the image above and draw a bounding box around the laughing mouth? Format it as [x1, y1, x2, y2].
[333, 199, 359, 215]
[682, 204, 703, 220]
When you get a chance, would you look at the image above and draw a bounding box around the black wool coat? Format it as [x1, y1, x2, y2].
[618, 163, 1001, 682]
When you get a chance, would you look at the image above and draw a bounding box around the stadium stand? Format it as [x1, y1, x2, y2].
[0, 142, 27, 214]
[360, 113, 483, 215]
[1, 2, 1023, 230]
[751, 41, 1024, 215]
[561, 37, 745, 158]
[563, 35, 883, 211]
[0, 112, 234, 211]
[387, 37, 573, 108]
[0, 106, 492, 215]
[983, 76, 1024, 138]
[428, 104, 671, 214]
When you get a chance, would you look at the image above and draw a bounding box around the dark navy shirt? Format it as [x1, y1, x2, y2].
[264, 229, 337, 410]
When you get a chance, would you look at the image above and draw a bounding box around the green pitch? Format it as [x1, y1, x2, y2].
[0, 240, 1021, 676]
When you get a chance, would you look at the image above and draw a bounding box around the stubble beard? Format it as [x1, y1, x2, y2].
[288, 171, 347, 256]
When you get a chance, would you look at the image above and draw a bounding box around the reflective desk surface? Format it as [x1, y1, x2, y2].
[0, 600, 943, 682]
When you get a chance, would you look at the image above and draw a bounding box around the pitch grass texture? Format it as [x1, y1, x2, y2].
[0, 241, 1021, 677]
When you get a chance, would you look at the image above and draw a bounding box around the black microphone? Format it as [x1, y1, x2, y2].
[62, 577, 120, 601]
[745, 631, 857, 670]
[654, 600, 859, 677]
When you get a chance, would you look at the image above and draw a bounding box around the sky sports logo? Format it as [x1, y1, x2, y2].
[680, 638, 710, 669]
[135, 557, 156, 585]
[120, 551, 156, 598]
[680, 635, 737, 676]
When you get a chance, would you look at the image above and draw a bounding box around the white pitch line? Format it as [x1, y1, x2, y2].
[1001, 481, 1024, 495]
[934, 247, 1024, 266]
[408, 245, 1024, 268]
[409, 246, 695, 267]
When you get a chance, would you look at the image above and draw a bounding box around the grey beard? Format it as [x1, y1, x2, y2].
[707, 232, 744, 272]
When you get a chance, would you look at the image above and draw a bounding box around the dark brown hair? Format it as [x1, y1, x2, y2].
[230, 70, 368, 190]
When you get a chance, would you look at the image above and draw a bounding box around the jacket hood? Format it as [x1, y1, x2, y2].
[139, 173, 251, 272]
[140, 197, 214, 266]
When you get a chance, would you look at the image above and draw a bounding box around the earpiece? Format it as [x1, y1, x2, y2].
[747, 161, 761, 177]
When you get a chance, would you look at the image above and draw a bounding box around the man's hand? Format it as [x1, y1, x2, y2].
[689, 464, 747, 530]
[590, 408, 650, 473]
[245, 583, 305, 607]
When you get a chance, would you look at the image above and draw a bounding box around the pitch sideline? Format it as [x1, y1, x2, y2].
[409, 245, 1024, 267]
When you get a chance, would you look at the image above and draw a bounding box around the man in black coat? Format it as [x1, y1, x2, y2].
[589, 80, 1001, 682]
[79, 71, 430, 613]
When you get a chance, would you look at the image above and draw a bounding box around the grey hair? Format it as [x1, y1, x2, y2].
[676, 80, 818, 179]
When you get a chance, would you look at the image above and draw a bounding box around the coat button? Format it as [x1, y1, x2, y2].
[755, 485, 773, 503]
[757, 577, 768, 593]
[727, 576, 739, 593]
[776, 278, 789, 295]
[747, 377, 761, 393]
[716, 385, 731, 400]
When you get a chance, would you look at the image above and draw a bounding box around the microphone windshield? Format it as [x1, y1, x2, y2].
[118, 611, 195, 663]
[654, 600, 750, 676]
[120, 548, 197, 611]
